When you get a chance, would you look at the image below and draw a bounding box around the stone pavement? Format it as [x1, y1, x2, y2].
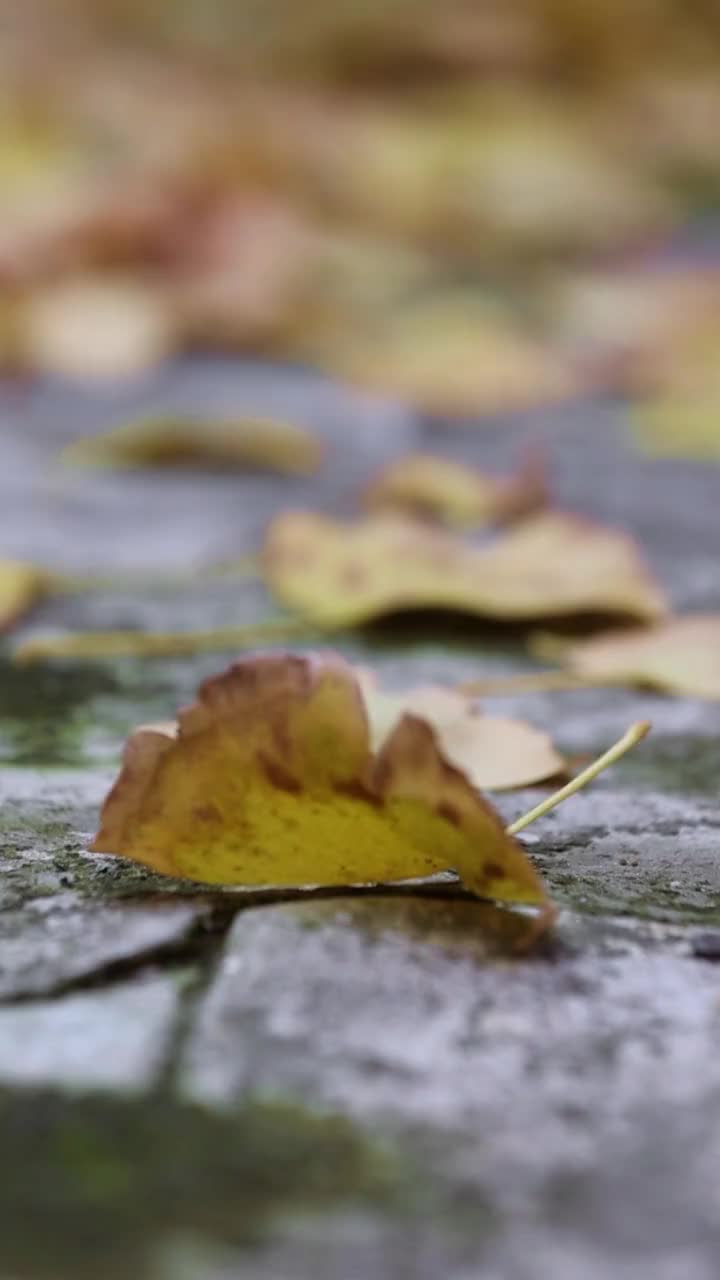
[1, 359, 720, 1279]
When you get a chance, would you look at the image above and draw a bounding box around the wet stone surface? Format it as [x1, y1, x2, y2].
[1, 359, 720, 1278]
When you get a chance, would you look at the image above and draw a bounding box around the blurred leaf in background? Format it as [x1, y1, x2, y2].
[0, 0, 719, 435]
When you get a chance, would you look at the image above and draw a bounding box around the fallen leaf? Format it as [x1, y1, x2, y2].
[363, 451, 547, 527]
[0, 561, 48, 632]
[61, 416, 323, 475]
[625, 301, 720, 458]
[617, 71, 720, 197]
[21, 275, 175, 380]
[172, 196, 317, 352]
[0, 113, 115, 285]
[282, 91, 671, 257]
[289, 231, 439, 365]
[90, 651, 552, 916]
[534, 616, 720, 700]
[546, 264, 720, 394]
[457, 103, 674, 253]
[262, 510, 668, 627]
[631, 397, 720, 460]
[358, 671, 566, 790]
[330, 296, 579, 416]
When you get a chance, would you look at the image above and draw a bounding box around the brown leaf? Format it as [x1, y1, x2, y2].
[262, 510, 668, 627]
[363, 451, 547, 528]
[171, 196, 317, 353]
[61, 415, 323, 475]
[91, 651, 552, 917]
[547, 264, 720, 395]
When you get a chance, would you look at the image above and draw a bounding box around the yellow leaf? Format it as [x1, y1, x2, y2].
[358, 671, 566, 791]
[262, 510, 667, 627]
[629, 312, 720, 459]
[363, 452, 546, 528]
[632, 397, 720, 460]
[535, 616, 720, 700]
[330, 297, 579, 417]
[457, 105, 673, 253]
[61, 415, 323, 475]
[0, 560, 48, 632]
[91, 652, 551, 917]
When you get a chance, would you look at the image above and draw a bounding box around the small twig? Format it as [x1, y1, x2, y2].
[506, 720, 651, 836]
[13, 616, 315, 663]
[459, 670, 620, 696]
[45, 554, 261, 597]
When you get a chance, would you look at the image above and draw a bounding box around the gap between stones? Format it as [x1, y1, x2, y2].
[0, 881, 481, 1010]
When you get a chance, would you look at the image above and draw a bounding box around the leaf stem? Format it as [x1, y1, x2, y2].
[506, 720, 651, 836]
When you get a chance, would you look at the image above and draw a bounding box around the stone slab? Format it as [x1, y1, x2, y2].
[3, 359, 720, 1278]
[180, 896, 720, 1275]
[0, 975, 181, 1090]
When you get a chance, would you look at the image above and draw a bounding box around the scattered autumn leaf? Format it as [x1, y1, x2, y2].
[329, 296, 579, 417]
[61, 415, 323, 475]
[358, 671, 566, 790]
[262, 510, 667, 627]
[625, 289, 720, 456]
[617, 71, 720, 183]
[363, 451, 547, 528]
[631, 397, 720, 461]
[451, 101, 674, 254]
[546, 264, 720, 394]
[171, 196, 317, 353]
[0, 113, 114, 285]
[532, 616, 720, 700]
[91, 651, 552, 917]
[280, 89, 672, 257]
[21, 275, 175, 380]
[289, 231, 440, 367]
[0, 560, 48, 632]
[3, 0, 720, 391]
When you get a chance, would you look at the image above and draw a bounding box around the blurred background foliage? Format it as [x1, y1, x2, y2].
[2, 0, 720, 425]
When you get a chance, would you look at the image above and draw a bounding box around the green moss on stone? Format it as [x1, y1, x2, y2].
[620, 734, 720, 796]
[0, 1088, 409, 1279]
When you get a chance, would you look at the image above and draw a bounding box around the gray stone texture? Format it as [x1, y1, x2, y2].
[2, 359, 720, 1278]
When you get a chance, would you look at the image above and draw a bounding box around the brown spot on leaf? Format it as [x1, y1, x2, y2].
[192, 803, 222, 823]
[258, 752, 302, 794]
[436, 801, 461, 827]
[333, 777, 384, 808]
[339, 562, 368, 591]
[484, 861, 505, 880]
